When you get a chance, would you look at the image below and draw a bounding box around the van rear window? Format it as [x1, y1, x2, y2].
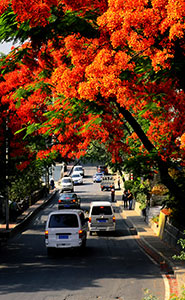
[91, 206, 112, 215]
[49, 214, 79, 228]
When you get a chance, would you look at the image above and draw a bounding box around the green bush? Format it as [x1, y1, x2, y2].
[124, 180, 135, 191]
[8, 161, 44, 202]
[136, 192, 148, 210]
[124, 178, 150, 209]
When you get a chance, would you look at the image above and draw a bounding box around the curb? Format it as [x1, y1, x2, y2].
[115, 201, 180, 297]
[136, 237, 179, 297]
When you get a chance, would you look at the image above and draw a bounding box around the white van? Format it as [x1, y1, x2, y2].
[45, 210, 88, 255]
[88, 201, 116, 235]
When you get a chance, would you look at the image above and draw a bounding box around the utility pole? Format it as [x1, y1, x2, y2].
[5, 116, 9, 230]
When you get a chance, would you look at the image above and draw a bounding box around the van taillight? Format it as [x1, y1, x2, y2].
[89, 217, 91, 223]
[79, 230, 83, 238]
[58, 200, 62, 203]
[113, 216, 116, 222]
[45, 230, 48, 239]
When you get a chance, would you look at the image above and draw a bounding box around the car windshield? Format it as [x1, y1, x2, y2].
[74, 167, 82, 171]
[49, 214, 79, 228]
[96, 173, 103, 176]
[91, 206, 112, 215]
[62, 178, 71, 183]
[72, 174, 80, 178]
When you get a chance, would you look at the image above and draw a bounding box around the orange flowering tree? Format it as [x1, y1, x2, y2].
[0, 0, 185, 225]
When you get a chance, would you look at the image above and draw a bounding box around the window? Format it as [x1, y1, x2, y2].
[79, 212, 85, 226]
[91, 206, 112, 215]
[62, 178, 71, 183]
[59, 194, 76, 200]
[49, 214, 79, 228]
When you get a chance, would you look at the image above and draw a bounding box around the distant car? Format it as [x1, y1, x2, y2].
[45, 210, 88, 255]
[88, 201, 116, 235]
[72, 165, 84, 177]
[93, 172, 103, 183]
[60, 176, 74, 192]
[100, 175, 115, 191]
[58, 193, 81, 209]
[97, 165, 108, 175]
[71, 173, 83, 185]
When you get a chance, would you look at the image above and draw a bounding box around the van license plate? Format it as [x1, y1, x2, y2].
[98, 220, 106, 223]
[59, 235, 68, 239]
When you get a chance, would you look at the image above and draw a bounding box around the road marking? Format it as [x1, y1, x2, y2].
[162, 274, 170, 300]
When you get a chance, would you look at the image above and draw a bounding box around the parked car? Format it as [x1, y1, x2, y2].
[72, 165, 84, 177]
[93, 172, 103, 183]
[71, 173, 83, 185]
[60, 176, 74, 192]
[45, 210, 88, 255]
[97, 165, 108, 175]
[58, 193, 81, 209]
[88, 201, 116, 235]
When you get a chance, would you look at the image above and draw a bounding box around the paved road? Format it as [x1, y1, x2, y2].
[0, 166, 166, 300]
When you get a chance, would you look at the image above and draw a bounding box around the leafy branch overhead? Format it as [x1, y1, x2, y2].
[0, 0, 185, 226]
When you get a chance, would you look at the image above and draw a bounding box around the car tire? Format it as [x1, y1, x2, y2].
[81, 238, 86, 248]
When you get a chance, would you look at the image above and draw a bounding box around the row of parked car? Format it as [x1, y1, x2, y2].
[45, 165, 116, 255]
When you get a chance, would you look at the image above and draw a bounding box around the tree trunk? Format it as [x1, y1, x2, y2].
[116, 103, 184, 202]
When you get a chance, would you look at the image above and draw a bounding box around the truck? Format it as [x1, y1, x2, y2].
[100, 175, 115, 191]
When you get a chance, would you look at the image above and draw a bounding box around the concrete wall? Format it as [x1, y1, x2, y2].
[134, 202, 184, 251]
[163, 220, 184, 251]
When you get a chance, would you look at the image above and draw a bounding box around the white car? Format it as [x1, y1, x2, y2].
[88, 201, 116, 235]
[72, 165, 84, 177]
[71, 173, 83, 185]
[45, 210, 88, 255]
[60, 176, 74, 192]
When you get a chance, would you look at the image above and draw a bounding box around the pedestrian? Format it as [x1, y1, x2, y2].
[9, 200, 20, 221]
[122, 190, 128, 209]
[50, 178, 55, 190]
[117, 177, 120, 190]
[111, 187, 115, 202]
[127, 189, 133, 210]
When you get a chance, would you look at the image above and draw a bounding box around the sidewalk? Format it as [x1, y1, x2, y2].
[0, 189, 57, 243]
[115, 189, 185, 297]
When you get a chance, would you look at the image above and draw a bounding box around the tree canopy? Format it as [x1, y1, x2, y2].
[0, 0, 185, 225]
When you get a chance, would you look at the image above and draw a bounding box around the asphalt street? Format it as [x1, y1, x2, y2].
[0, 166, 166, 300]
